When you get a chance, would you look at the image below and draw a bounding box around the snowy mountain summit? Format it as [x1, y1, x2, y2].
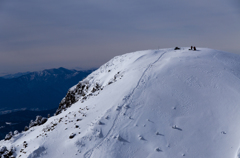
[1, 47, 240, 158]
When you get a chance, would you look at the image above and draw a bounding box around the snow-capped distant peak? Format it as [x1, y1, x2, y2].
[1, 47, 240, 158]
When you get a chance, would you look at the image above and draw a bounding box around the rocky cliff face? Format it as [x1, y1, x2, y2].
[55, 68, 123, 115]
[55, 81, 102, 115]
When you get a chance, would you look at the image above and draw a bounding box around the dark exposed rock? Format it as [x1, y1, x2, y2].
[4, 132, 13, 141]
[13, 130, 19, 135]
[29, 116, 48, 128]
[23, 141, 27, 148]
[0, 146, 15, 158]
[24, 126, 29, 131]
[55, 81, 102, 115]
[69, 133, 76, 139]
[0, 146, 7, 153]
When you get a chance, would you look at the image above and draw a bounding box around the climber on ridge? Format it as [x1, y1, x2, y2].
[189, 46, 197, 51]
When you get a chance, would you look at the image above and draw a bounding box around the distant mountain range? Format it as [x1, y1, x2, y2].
[1, 72, 31, 79]
[0, 67, 95, 112]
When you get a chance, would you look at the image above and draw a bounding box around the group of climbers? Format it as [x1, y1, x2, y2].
[189, 46, 196, 51]
[174, 46, 197, 51]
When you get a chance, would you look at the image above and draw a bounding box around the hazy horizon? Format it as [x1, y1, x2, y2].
[1, 0, 240, 75]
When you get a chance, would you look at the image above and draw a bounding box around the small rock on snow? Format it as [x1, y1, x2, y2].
[69, 133, 76, 139]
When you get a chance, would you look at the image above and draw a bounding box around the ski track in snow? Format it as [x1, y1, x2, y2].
[84, 51, 167, 158]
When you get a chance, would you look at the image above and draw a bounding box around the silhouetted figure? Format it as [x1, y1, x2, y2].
[174, 47, 180, 50]
[189, 46, 193, 50]
[193, 46, 196, 51]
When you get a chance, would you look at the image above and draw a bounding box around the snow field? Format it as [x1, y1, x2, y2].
[1, 48, 240, 158]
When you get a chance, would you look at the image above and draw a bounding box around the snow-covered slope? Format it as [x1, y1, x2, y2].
[1, 48, 240, 158]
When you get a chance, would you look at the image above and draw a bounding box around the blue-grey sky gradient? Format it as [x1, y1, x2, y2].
[0, 0, 240, 75]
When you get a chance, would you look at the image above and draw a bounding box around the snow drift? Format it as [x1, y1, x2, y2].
[1, 47, 240, 158]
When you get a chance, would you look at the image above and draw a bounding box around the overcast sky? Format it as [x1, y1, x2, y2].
[0, 0, 240, 75]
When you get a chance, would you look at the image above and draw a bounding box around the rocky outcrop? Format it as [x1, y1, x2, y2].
[29, 116, 48, 128]
[0, 146, 15, 158]
[4, 132, 13, 141]
[55, 81, 102, 115]
[55, 69, 123, 116]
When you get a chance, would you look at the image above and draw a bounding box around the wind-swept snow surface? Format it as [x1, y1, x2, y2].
[1, 48, 240, 158]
